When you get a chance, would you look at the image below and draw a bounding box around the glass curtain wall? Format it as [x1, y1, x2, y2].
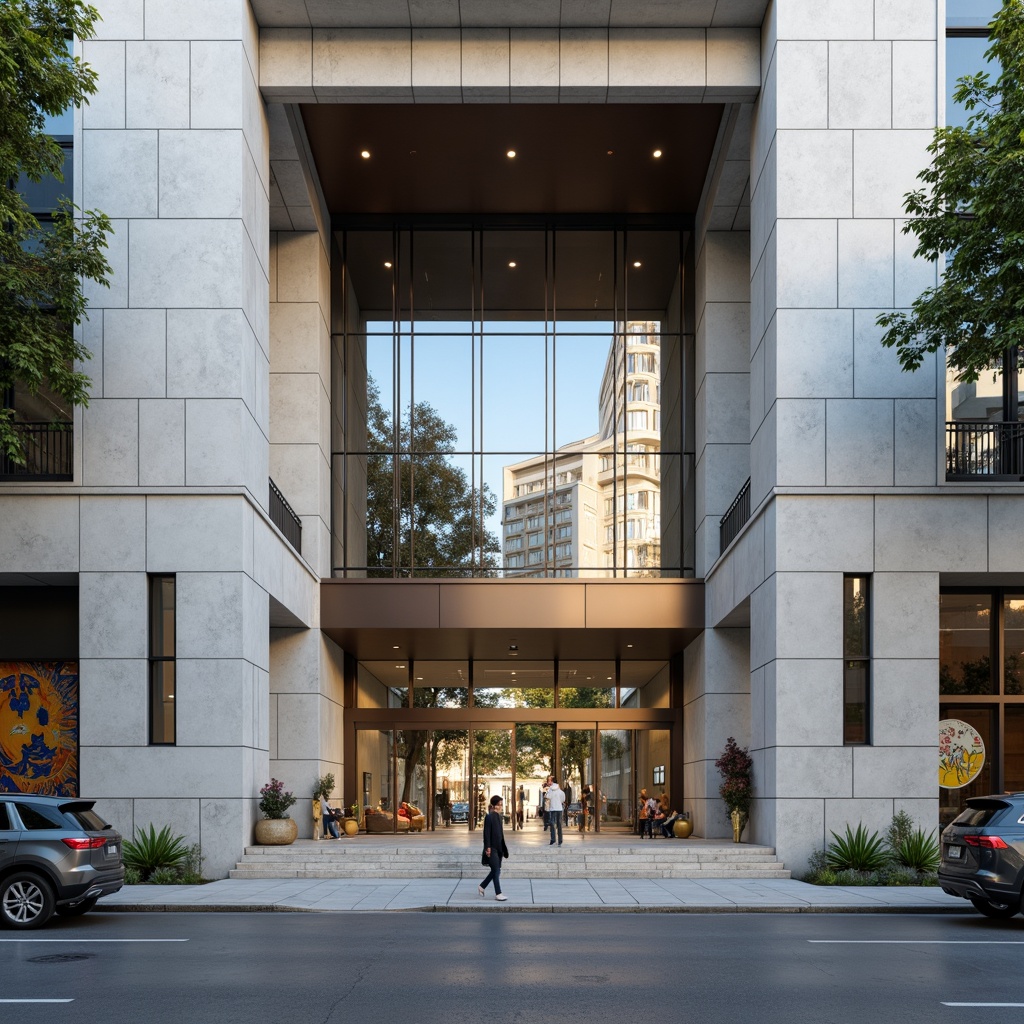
[332, 223, 687, 578]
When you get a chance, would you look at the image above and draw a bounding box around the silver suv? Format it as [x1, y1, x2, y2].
[0, 794, 124, 929]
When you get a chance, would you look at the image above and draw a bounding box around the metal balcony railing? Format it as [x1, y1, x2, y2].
[719, 476, 751, 553]
[269, 477, 302, 553]
[0, 422, 73, 481]
[946, 421, 1024, 480]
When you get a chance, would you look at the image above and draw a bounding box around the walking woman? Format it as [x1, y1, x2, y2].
[478, 795, 510, 902]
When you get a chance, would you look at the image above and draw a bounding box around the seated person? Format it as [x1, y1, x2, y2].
[660, 807, 684, 837]
[397, 802, 411, 822]
[648, 797, 666, 836]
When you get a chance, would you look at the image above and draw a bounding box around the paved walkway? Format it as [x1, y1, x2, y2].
[98, 877, 968, 913]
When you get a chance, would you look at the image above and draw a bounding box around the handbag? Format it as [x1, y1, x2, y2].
[481, 849, 489, 866]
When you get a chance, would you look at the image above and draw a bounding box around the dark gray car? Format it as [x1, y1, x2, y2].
[939, 794, 1024, 919]
[0, 794, 124, 929]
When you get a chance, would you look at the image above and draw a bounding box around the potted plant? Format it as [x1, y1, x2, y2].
[347, 802, 362, 835]
[253, 778, 298, 846]
[715, 737, 753, 843]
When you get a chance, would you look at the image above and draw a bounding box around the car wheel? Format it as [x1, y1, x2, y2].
[969, 896, 1021, 920]
[0, 872, 56, 930]
[55, 896, 99, 918]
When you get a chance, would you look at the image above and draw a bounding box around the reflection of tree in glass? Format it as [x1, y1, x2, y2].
[940, 657, 993, 695]
[365, 378, 500, 576]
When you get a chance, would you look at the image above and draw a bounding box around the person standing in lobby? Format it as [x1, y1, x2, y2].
[478, 795, 510, 902]
[545, 779, 565, 846]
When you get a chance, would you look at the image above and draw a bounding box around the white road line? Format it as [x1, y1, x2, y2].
[0, 938, 188, 943]
[943, 1003, 1024, 1008]
[0, 999, 74, 1004]
[809, 940, 1024, 944]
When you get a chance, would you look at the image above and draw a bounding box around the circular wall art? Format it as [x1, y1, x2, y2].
[939, 719, 985, 790]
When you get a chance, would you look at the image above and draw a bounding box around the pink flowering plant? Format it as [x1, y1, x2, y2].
[258, 778, 297, 820]
[715, 736, 753, 820]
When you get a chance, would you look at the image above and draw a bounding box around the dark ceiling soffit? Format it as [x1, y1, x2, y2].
[330, 213, 695, 231]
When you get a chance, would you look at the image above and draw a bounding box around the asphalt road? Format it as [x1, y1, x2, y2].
[3, 911, 1024, 1023]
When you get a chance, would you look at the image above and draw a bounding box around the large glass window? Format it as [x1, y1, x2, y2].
[333, 223, 687, 579]
[843, 576, 870, 745]
[149, 576, 175, 744]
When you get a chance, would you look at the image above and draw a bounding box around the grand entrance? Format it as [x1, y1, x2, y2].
[351, 657, 675, 833]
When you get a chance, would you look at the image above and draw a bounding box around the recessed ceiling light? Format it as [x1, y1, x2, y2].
[360, 149, 371, 159]
[506, 149, 516, 158]
[508, 261, 517, 268]
[633, 261, 642, 268]
[653, 149, 663, 158]
[384, 261, 393, 269]
[607, 149, 614, 156]
[392, 645, 400, 649]
[416, 676, 423, 681]
[627, 643, 634, 648]
[607, 676, 613, 681]
[396, 664, 405, 669]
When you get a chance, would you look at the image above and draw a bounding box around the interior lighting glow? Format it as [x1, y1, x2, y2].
[506, 149, 517, 158]
[384, 261, 393, 269]
[633, 260, 642, 268]
[653, 149, 663, 158]
[360, 149, 371, 159]
[508, 261, 517, 268]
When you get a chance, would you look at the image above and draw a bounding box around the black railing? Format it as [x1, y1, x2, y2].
[269, 477, 302, 553]
[946, 421, 1024, 479]
[719, 476, 751, 553]
[0, 422, 73, 480]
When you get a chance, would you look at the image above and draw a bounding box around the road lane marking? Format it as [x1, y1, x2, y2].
[809, 940, 1024, 944]
[943, 1004, 1024, 1008]
[0, 999, 74, 1003]
[0, 938, 188, 943]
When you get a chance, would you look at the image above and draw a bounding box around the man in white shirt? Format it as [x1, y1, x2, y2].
[545, 779, 565, 846]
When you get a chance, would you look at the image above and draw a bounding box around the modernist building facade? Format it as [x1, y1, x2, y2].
[2, 0, 1017, 877]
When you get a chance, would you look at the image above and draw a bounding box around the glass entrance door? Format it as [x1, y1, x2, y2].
[598, 728, 632, 832]
[514, 723, 553, 831]
[558, 728, 594, 832]
[471, 729, 513, 830]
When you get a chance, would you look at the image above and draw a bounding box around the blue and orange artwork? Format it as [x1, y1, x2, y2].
[0, 662, 78, 796]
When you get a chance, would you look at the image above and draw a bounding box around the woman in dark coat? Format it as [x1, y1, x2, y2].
[478, 795, 510, 902]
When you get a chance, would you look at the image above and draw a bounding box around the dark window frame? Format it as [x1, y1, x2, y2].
[148, 574, 176, 745]
[843, 574, 871, 746]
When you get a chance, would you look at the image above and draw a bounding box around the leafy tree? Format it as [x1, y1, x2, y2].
[364, 378, 500, 576]
[1, 0, 110, 463]
[878, 1, 1024, 392]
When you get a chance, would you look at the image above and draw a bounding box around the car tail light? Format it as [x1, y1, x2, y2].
[963, 835, 1008, 849]
[60, 837, 107, 850]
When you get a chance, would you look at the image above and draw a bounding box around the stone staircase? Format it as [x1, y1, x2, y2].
[230, 838, 790, 880]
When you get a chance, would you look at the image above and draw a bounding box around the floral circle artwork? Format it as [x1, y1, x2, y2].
[939, 719, 985, 790]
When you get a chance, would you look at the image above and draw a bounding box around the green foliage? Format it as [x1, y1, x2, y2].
[884, 809, 916, 851]
[826, 824, 889, 873]
[877, 1, 1024, 382]
[122, 824, 189, 881]
[0, 2, 110, 464]
[880, 866, 922, 886]
[364, 378, 501, 576]
[893, 829, 941, 873]
[715, 737, 753, 818]
[123, 866, 141, 885]
[147, 868, 181, 884]
[313, 773, 335, 801]
[833, 868, 875, 886]
[259, 778, 296, 819]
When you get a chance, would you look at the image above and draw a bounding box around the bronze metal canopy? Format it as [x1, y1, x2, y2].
[319, 577, 704, 662]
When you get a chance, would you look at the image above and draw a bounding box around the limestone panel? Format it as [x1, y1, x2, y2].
[167, 309, 251, 399]
[775, 0, 874, 40]
[987, 498, 1024, 573]
[176, 659, 250, 745]
[852, 309, 935, 398]
[872, 658, 938, 748]
[875, 0, 938, 40]
[0, 496, 79, 573]
[102, 308, 166, 398]
[79, 572, 148, 659]
[80, 496, 146, 572]
[462, 29, 510, 99]
[608, 29, 705, 96]
[146, 496, 247, 573]
[893, 42, 938, 129]
[875, 495, 988, 572]
[769, 659, 843, 747]
[894, 400, 939, 486]
[773, 495, 873, 574]
[125, 41, 190, 129]
[852, 745, 934, 799]
[775, 572, 843, 660]
[275, 692, 319, 760]
[79, 745, 245, 798]
[144, 0, 244, 39]
[159, 130, 244, 219]
[261, 29, 314, 99]
[78, 658, 147, 747]
[82, 400, 139, 486]
[410, 29, 460, 99]
[774, 41, 827, 129]
[201, 798, 251, 879]
[776, 399, 825, 485]
[91, 0, 144, 40]
[872, 572, 939, 661]
[895, 218, 939, 306]
[773, 745, 853, 799]
[84, 220, 128, 310]
[558, 28, 608, 99]
[775, 130, 852, 219]
[176, 572, 246, 660]
[853, 130, 934, 219]
[707, 28, 760, 95]
[774, 219, 837, 309]
[312, 29, 413, 99]
[510, 28, 559, 99]
[828, 42, 892, 129]
[773, 309, 853, 399]
[765, 799, 828, 874]
[192, 42, 247, 126]
[184, 399, 248, 487]
[138, 399, 186, 486]
[825, 399, 894, 487]
[838, 221, 893, 310]
[82, 130, 158, 218]
[82, 41, 126, 130]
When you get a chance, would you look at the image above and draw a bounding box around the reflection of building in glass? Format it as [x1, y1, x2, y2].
[502, 322, 662, 577]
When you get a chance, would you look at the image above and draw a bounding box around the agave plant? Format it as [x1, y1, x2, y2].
[122, 824, 189, 881]
[826, 823, 889, 873]
[893, 828, 940, 873]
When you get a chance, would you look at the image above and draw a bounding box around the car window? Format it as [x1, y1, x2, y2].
[64, 808, 108, 831]
[952, 803, 1007, 828]
[17, 804, 65, 830]
[0, 804, 11, 831]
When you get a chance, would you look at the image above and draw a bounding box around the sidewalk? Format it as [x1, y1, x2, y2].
[97, 877, 969, 914]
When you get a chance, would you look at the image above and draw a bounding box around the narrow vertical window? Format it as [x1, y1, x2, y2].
[844, 575, 870, 745]
[149, 575, 176, 744]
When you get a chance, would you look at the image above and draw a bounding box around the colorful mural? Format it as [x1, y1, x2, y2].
[0, 661, 78, 795]
[939, 718, 985, 791]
